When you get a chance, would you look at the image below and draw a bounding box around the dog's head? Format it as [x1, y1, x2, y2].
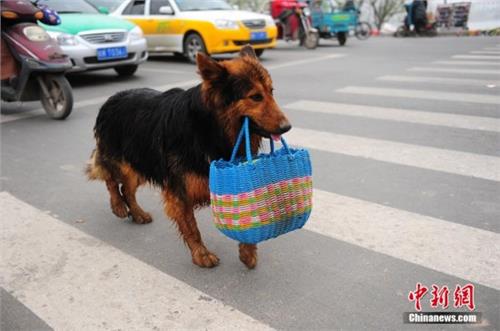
[197, 46, 291, 143]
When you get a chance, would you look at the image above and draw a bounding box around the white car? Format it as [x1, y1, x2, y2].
[41, 0, 148, 76]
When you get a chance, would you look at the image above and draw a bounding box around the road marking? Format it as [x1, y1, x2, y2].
[470, 50, 500, 55]
[307, 189, 500, 290]
[337, 86, 500, 105]
[0, 53, 346, 124]
[452, 54, 500, 60]
[287, 127, 500, 181]
[433, 60, 500, 66]
[285, 100, 500, 132]
[266, 54, 346, 70]
[377, 75, 500, 87]
[408, 67, 500, 75]
[139, 67, 194, 75]
[0, 192, 272, 331]
[0, 79, 200, 124]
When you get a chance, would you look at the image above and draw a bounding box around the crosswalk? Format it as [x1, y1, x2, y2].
[1, 42, 500, 330]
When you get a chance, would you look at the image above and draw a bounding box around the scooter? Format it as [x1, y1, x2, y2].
[271, 0, 319, 49]
[394, 0, 437, 37]
[1, 0, 73, 120]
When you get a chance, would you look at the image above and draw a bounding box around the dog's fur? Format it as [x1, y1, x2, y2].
[86, 46, 291, 268]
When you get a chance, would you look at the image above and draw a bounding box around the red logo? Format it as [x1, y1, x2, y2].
[408, 283, 475, 311]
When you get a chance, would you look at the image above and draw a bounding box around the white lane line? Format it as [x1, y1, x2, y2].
[337, 86, 500, 105]
[483, 47, 500, 51]
[287, 127, 500, 181]
[433, 60, 500, 66]
[470, 50, 500, 55]
[377, 75, 500, 87]
[452, 54, 500, 60]
[266, 54, 345, 70]
[0, 79, 200, 124]
[139, 67, 194, 75]
[0, 192, 272, 331]
[307, 189, 500, 290]
[285, 100, 500, 132]
[408, 67, 500, 75]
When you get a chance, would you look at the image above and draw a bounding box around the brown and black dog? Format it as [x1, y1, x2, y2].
[86, 46, 291, 268]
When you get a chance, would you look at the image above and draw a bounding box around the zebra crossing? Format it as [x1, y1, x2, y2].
[1, 42, 500, 330]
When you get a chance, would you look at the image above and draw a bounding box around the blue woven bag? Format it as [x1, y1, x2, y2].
[209, 117, 313, 244]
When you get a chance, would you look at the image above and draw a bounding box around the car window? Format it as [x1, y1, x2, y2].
[174, 0, 231, 11]
[150, 0, 172, 15]
[86, 0, 124, 12]
[43, 0, 99, 14]
[123, 0, 145, 15]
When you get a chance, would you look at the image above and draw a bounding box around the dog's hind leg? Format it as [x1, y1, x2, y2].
[106, 179, 129, 218]
[120, 164, 152, 224]
[87, 148, 128, 219]
[163, 189, 219, 268]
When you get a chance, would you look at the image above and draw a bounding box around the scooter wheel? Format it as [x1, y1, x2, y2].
[39, 74, 73, 120]
[304, 31, 319, 49]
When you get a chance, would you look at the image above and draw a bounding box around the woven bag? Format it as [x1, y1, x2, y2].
[209, 117, 313, 244]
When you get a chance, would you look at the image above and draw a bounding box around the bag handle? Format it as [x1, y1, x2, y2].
[230, 117, 291, 163]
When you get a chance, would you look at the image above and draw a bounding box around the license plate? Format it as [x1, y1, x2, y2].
[97, 47, 128, 61]
[250, 31, 267, 40]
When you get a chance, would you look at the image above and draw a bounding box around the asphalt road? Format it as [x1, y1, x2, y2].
[1, 36, 499, 331]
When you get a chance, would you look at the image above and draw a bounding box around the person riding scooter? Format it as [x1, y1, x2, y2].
[1, 0, 73, 119]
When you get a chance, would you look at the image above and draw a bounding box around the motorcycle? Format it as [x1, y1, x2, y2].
[270, 0, 319, 49]
[1, 0, 73, 120]
[394, 0, 437, 37]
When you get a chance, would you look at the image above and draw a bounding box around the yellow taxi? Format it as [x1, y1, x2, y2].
[91, 0, 278, 63]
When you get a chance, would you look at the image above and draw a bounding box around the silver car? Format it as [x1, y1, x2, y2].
[41, 0, 148, 76]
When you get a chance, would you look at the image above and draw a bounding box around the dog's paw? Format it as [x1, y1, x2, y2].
[130, 211, 153, 224]
[192, 247, 220, 268]
[111, 200, 128, 218]
[239, 243, 258, 269]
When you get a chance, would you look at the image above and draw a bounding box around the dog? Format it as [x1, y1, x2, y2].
[86, 45, 291, 268]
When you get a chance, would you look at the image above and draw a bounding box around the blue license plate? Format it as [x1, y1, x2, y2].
[250, 31, 267, 40]
[97, 47, 128, 61]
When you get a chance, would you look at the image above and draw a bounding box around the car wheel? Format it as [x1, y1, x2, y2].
[114, 65, 138, 77]
[255, 49, 265, 58]
[184, 33, 207, 64]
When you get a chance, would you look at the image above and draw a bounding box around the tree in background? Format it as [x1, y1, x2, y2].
[369, 0, 404, 30]
[228, 0, 268, 12]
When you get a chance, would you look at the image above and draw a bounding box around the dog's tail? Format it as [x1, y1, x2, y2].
[85, 148, 107, 181]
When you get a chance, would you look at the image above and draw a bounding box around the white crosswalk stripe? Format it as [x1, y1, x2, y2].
[470, 50, 500, 55]
[452, 54, 500, 60]
[337, 86, 500, 105]
[377, 75, 500, 87]
[307, 189, 500, 290]
[285, 100, 500, 132]
[408, 67, 500, 75]
[433, 60, 500, 66]
[287, 127, 500, 181]
[0, 192, 272, 331]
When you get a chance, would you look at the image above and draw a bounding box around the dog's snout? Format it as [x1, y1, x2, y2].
[279, 120, 292, 134]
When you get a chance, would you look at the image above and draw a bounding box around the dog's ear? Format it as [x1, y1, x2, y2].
[197, 52, 226, 81]
[239, 45, 257, 59]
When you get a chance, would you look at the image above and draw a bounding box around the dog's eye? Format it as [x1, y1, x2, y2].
[249, 94, 263, 102]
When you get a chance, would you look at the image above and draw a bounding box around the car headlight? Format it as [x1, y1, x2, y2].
[264, 16, 276, 27]
[214, 19, 239, 29]
[47, 31, 78, 46]
[129, 26, 144, 41]
[23, 26, 50, 42]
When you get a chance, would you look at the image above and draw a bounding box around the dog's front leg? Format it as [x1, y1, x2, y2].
[239, 243, 258, 269]
[163, 190, 219, 268]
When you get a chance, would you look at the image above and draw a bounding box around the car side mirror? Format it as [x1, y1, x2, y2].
[158, 6, 174, 15]
[98, 6, 109, 14]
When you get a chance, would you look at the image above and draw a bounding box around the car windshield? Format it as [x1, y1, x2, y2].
[85, 0, 123, 12]
[174, 0, 232, 11]
[41, 0, 99, 14]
